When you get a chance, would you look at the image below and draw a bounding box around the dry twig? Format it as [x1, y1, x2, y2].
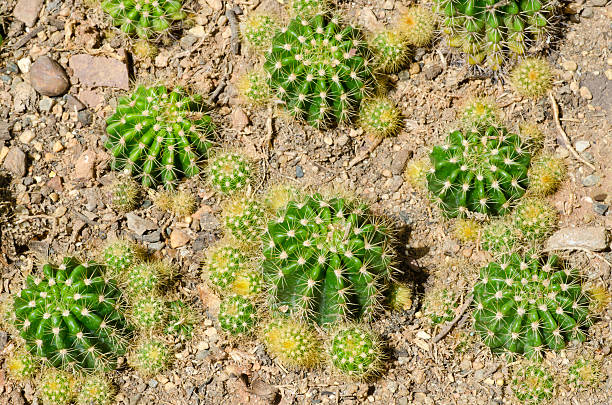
[348, 136, 383, 168]
[432, 294, 473, 344]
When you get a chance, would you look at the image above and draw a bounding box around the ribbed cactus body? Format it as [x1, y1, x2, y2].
[209, 152, 253, 194]
[427, 125, 531, 217]
[222, 197, 266, 244]
[329, 325, 382, 379]
[218, 295, 257, 335]
[264, 14, 374, 128]
[262, 193, 394, 325]
[105, 86, 214, 189]
[101, 0, 186, 39]
[473, 253, 590, 359]
[434, 0, 558, 69]
[12, 257, 130, 371]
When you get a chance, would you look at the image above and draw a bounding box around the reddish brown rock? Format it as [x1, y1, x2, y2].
[73, 149, 97, 179]
[69, 54, 129, 90]
[30, 56, 70, 96]
[13, 0, 44, 27]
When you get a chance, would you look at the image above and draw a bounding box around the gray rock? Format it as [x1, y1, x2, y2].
[582, 174, 599, 187]
[391, 149, 412, 175]
[593, 202, 609, 216]
[386, 175, 404, 193]
[39, 96, 55, 112]
[13, 0, 44, 27]
[142, 230, 162, 243]
[12, 81, 37, 113]
[30, 56, 70, 96]
[148, 241, 165, 251]
[590, 0, 607, 6]
[546, 226, 609, 252]
[77, 109, 93, 126]
[2, 147, 27, 177]
[423, 65, 443, 80]
[575, 140, 590, 152]
[126, 212, 157, 236]
[581, 6, 593, 17]
[69, 54, 129, 89]
[0, 121, 12, 140]
[295, 165, 304, 178]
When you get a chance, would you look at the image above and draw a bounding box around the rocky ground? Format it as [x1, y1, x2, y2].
[0, 0, 612, 404]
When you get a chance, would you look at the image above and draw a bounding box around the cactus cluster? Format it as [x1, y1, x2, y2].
[129, 338, 170, 377]
[101, 0, 186, 40]
[262, 193, 395, 325]
[102, 239, 144, 275]
[105, 85, 214, 189]
[203, 243, 262, 296]
[511, 364, 554, 404]
[39, 369, 73, 405]
[164, 300, 196, 340]
[512, 198, 557, 241]
[358, 97, 402, 138]
[510, 58, 553, 99]
[434, 0, 558, 70]
[222, 196, 266, 244]
[427, 124, 531, 218]
[208, 151, 254, 195]
[155, 189, 197, 217]
[12, 257, 130, 372]
[218, 294, 257, 335]
[328, 325, 383, 380]
[473, 253, 590, 360]
[109, 176, 141, 213]
[130, 296, 166, 330]
[261, 318, 321, 368]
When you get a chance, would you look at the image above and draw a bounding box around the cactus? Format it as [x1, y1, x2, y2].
[39, 369, 74, 405]
[102, 239, 144, 275]
[328, 325, 383, 380]
[423, 288, 459, 325]
[587, 284, 611, 314]
[104, 85, 214, 189]
[567, 356, 603, 389]
[289, 0, 327, 16]
[261, 318, 321, 368]
[511, 364, 554, 404]
[101, 0, 186, 40]
[222, 196, 266, 244]
[109, 176, 141, 213]
[218, 295, 257, 335]
[510, 58, 553, 99]
[12, 257, 130, 372]
[369, 30, 410, 73]
[404, 158, 431, 190]
[528, 154, 565, 196]
[130, 296, 166, 330]
[237, 69, 271, 106]
[386, 282, 413, 311]
[512, 198, 557, 241]
[262, 193, 395, 325]
[473, 253, 590, 360]
[241, 14, 279, 52]
[461, 97, 499, 130]
[263, 14, 374, 128]
[203, 244, 247, 291]
[132, 39, 158, 59]
[76, 375, 114, 405]
[155, 190, 197, 217]
[434, 0, 558, 70]
[358, 97, 402, 138]
[164, 300, 196, 340]
[208, 151, 254, 195]
[397, 6, 436, 47]
[6, 349, 39, 380]
[130, 338, 170, 377]
[263, 184, 299, 213]
[481, 219, 517, 253]
[125, 262, 162, 296]
[519, 123, 546, 149]
[427, 124, 531, 218]
[453, 218, 481, 242]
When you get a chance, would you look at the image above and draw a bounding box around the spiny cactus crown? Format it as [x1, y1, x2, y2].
[218, 294, 257, 335]
[481, 219, 517, 253]
[358, 97, 402, 138]
[125, 262, 161, 296]
[528, 154, 565, 196]
[40, 370, 73, 405]
[238, 70, 270, 105]
[209, 152, 253, 195]
[512, 198, 558, 241]
[241, 14, 279, 51]
[511, 364, 554, 404]
[397, 6, 436, 47]
[76, 375, 114, 405]
[370, 30, 409, 73]
[101, 0, 186, 40]
[461, 97, 499, 130]
[568, 356, 603, 389]
[105, 85, 214, 189]
[264, 14, 374, 128]
[130, 295, 166, 330]
[386, 283, 413, 312]
[103, 240, 143, 275]
[510, 57, 553, 99]
[473, 253, 590, 360]
[262, 193, 395, 325]
[164, 300, 195, 340]
[6, 349, 39, 380]
[434, 0, 558, 70]
[262, 318, 321, 368]
[453, 218, 481, 242]
[13, 257, 130, 372]
[131, 338, 170, 377]
[109, 177, 140, 213]
[222, 196, 266, 244]
[204, 245, 247, 291]
[427, 124, 531, 217]
[290, 0, 327, 16]
[329, 325, 383, 380]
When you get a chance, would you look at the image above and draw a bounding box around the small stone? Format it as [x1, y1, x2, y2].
[593, 202, 609, 216]
[19, 129, 36, 144]
[358, 8, 381, 32]
[188, 25, 207, 38]
[546, 226, 609, 252]
[581, 6, 593, 17]
[423, 65, 443, 80]
[575, 140, 590, 152]
[591, 0, 606, 5]
[231, 107, 249, 131]
[39, 96, 55, 112]
[17, 57, 32, 73]
[65, 94, 85, 112]
[205, 0, 222, 10]
[386, 175, 403, 192]
[13, 81, 37, 113]
[69, 54, 129, 89]
[391, 149, 411, 175]
[52, 141, 64, 152]
[30, 56, 70, 96]
[409, 63, 421, 75]
[382, 169, 392, 178]
[13, 0, 44, 27]
[605, 69, 612, 81]
[582, 174, 599, 187]
[155, 52, 170, 68]
[73, 149, 96, 179]
[77, 110, 93, 126]
[593, 193, 607, 202]
[46, 176, 63, 192]
[336, 134, 349, 147]
[295, 165, 304, 178]
[2, 147, 27, 177]
[142, 230, 161, 243]
[579, 86, 593, 100]
[170, 228, 190, 248]
[562, 60, 578, 71]
[126, 212, 157, 236]
[323, 136, 333, 146]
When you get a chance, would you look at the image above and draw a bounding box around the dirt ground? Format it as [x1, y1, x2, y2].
[0, 0, 611, 404]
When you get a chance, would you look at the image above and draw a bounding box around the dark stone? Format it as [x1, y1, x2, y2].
[296, 165, 304, 178]
[593, 202, 609, 216]
[423, 65, 443, 80]
[77, 109, 93, 126]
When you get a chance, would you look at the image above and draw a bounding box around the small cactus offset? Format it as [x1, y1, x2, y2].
[386, 283, 413, 311]
[511, 364, 554, 404]
[528, 154, 565, 196]
[453, 218, 481, 243]
[39, 369, 74, 405]
[12, 257, 130, 372]
[289, 0, 327, 16]
[109, 176, 141, 213]
[397, 6, 436, 47]
[164, 300, 196, 340]
[369, 30, 410, 73]
[222, 196, 266, 244]
[103, 239, 144, 275]
[512, 198, 557, 241]
[241, 14, 279, 52]
[423, 288, 459, 325]
[218, 295, 257, 335]
[130, 338, 170, 377]
[76, 375, 115, 405]
[203, 244, 248, 292]
[404, 158, 431, 190]
[264, 14, 374, 128]
[261, 318, 321, 368]
[262, 193, 395, 325]
[461, 97, 499, 129]
[130, 296, 166, 330]
[328, 325, 383, 380]
[125, 262, 163, 296]
[155, 190, 197, 217]
[434, 0, 559, 70]
[101, 0, 186, 40]
[6, 349, 39, 380]
[567, 356, 603, 389]
[358, 97, 402, 138]
[427, 124, 531, 217]
[237, 69, 270, 105]
[105, 85, 214, 189]
[208, 151, 254, 195]
[481, 219, 517, 253]
[510, 58, 553, 99]
[473, 253, 590, 360]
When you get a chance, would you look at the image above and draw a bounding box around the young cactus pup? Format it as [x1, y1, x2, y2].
[510, 58, 553, 99]
[104, 85, 214, 189]
[453, 218, 481, 243]
[473, 253, 590, 360]
[369, 30, 410, 73]
[397, 6, 436, 47]
[461, 97, 499, 130]
[328, 325, 384, 380]
[130, 338, 171, 377]
[261, 318, 322, 368]
[12, 257, 130, 371]
[386, 282, 413, 311]
[6, 349, 39, 380]
[241, 14, 279, 52]
[358, 97, 402, 138]
[222, 196, 266, 244]
[76, 375, 115, 405]
[264, 14, 374, 128]
[154, 189, 197, 217]
[567, 355, 603, 389]
[130, 295, 166, 330]
[208, 151, 254, 195]
[512, 198, 558, 241]
[404, 158, 431, 190]
[480, 219, 517, 253]
[511, 363, 554, 404]
[39, 369, 74, 405]
[109, 176, 141, 213]
[289, 0, 327, 16]
[102, 239, 144, 275]
[164, 300, 196, 340]
[423, 288, 459, 325]
[101, 0, 186, 40]
[237, 69, 270, 106]
[218, 295, 257, 335]
[528, 154, 566, 196]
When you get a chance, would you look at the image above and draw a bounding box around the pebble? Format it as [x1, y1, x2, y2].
[579, 86, 593, 100]
[126, 213, 157, 236]
[206, 0, 222, 11]
[13, 81, 37, 113]
[65, 94, 86, 112]
[591, 0, 606, 5]
[562, 60, 578, 71]
[575, 140, 590, 152]
[582, 6, 594, 17]
[231, 107, 249, 131]
[336, 134, 349, 147]
[30, 56, 70, 96]
[69, 54, 129, 89]
[170, 228, 190, 248]
[593, 202, 609, 216]
[391, 149, 411, 175]
[382, 169, 392, 178]
[423, 65, 443, 80]
[546, 226, 609, 252]
[2, 147, 27, 177]
[582, 174, 599, 187]
[52, 141, 64, 152]
[17, 57, 31, 73]
[18, 129, 36, 144]
[77, 109, 93, 126]
[323, 136, 333, 146]
[73, 149, 96, 179]
[295, 165, 304, 178]
[142, 230, 161, 243]
[13, 0, 44, 27]
[39, 96, 55, 112]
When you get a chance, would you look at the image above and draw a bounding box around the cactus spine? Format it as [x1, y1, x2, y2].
[369, 30, 410, 73]
[358, 97, 402, 138]
[528, 154, 565, 196]
[76, 375, 115, 405]
[164, 300, 196, 340]
[397, 6, 436, 47]
[109, 176, 141, 213]
[102, 239, 144, 275]
[510, 58, 553, 99]
[218, 295, 257, 335]
[241, 14, 279, 52]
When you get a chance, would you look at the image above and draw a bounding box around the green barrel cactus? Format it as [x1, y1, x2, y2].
[222, 196, 266, 244]
[76, 375, 114, 405]
[434, 0, 558, 70]
[101, 0, 186, 40]
[328, 325, 383, 380]
[510, 57, 553, 99]
[427, 124, 531, 217]
[398, 6, 436, 47]
[473, 253, 590, 360]
[218, 295, 257, 335]
[109, 176, 140, 213]
[512, 364, 554, 404]
[104, 85, 214, 189]
[263, 14, 374, 128]
[262, 193, 395, 325]
[125, 262, 162, 296]
[40, 369, 73, 405]
[130, 338, 170, 377]
[208, 151, 253, 195]
[12, 257, 130, 372]
[567, 356, 603, 389]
